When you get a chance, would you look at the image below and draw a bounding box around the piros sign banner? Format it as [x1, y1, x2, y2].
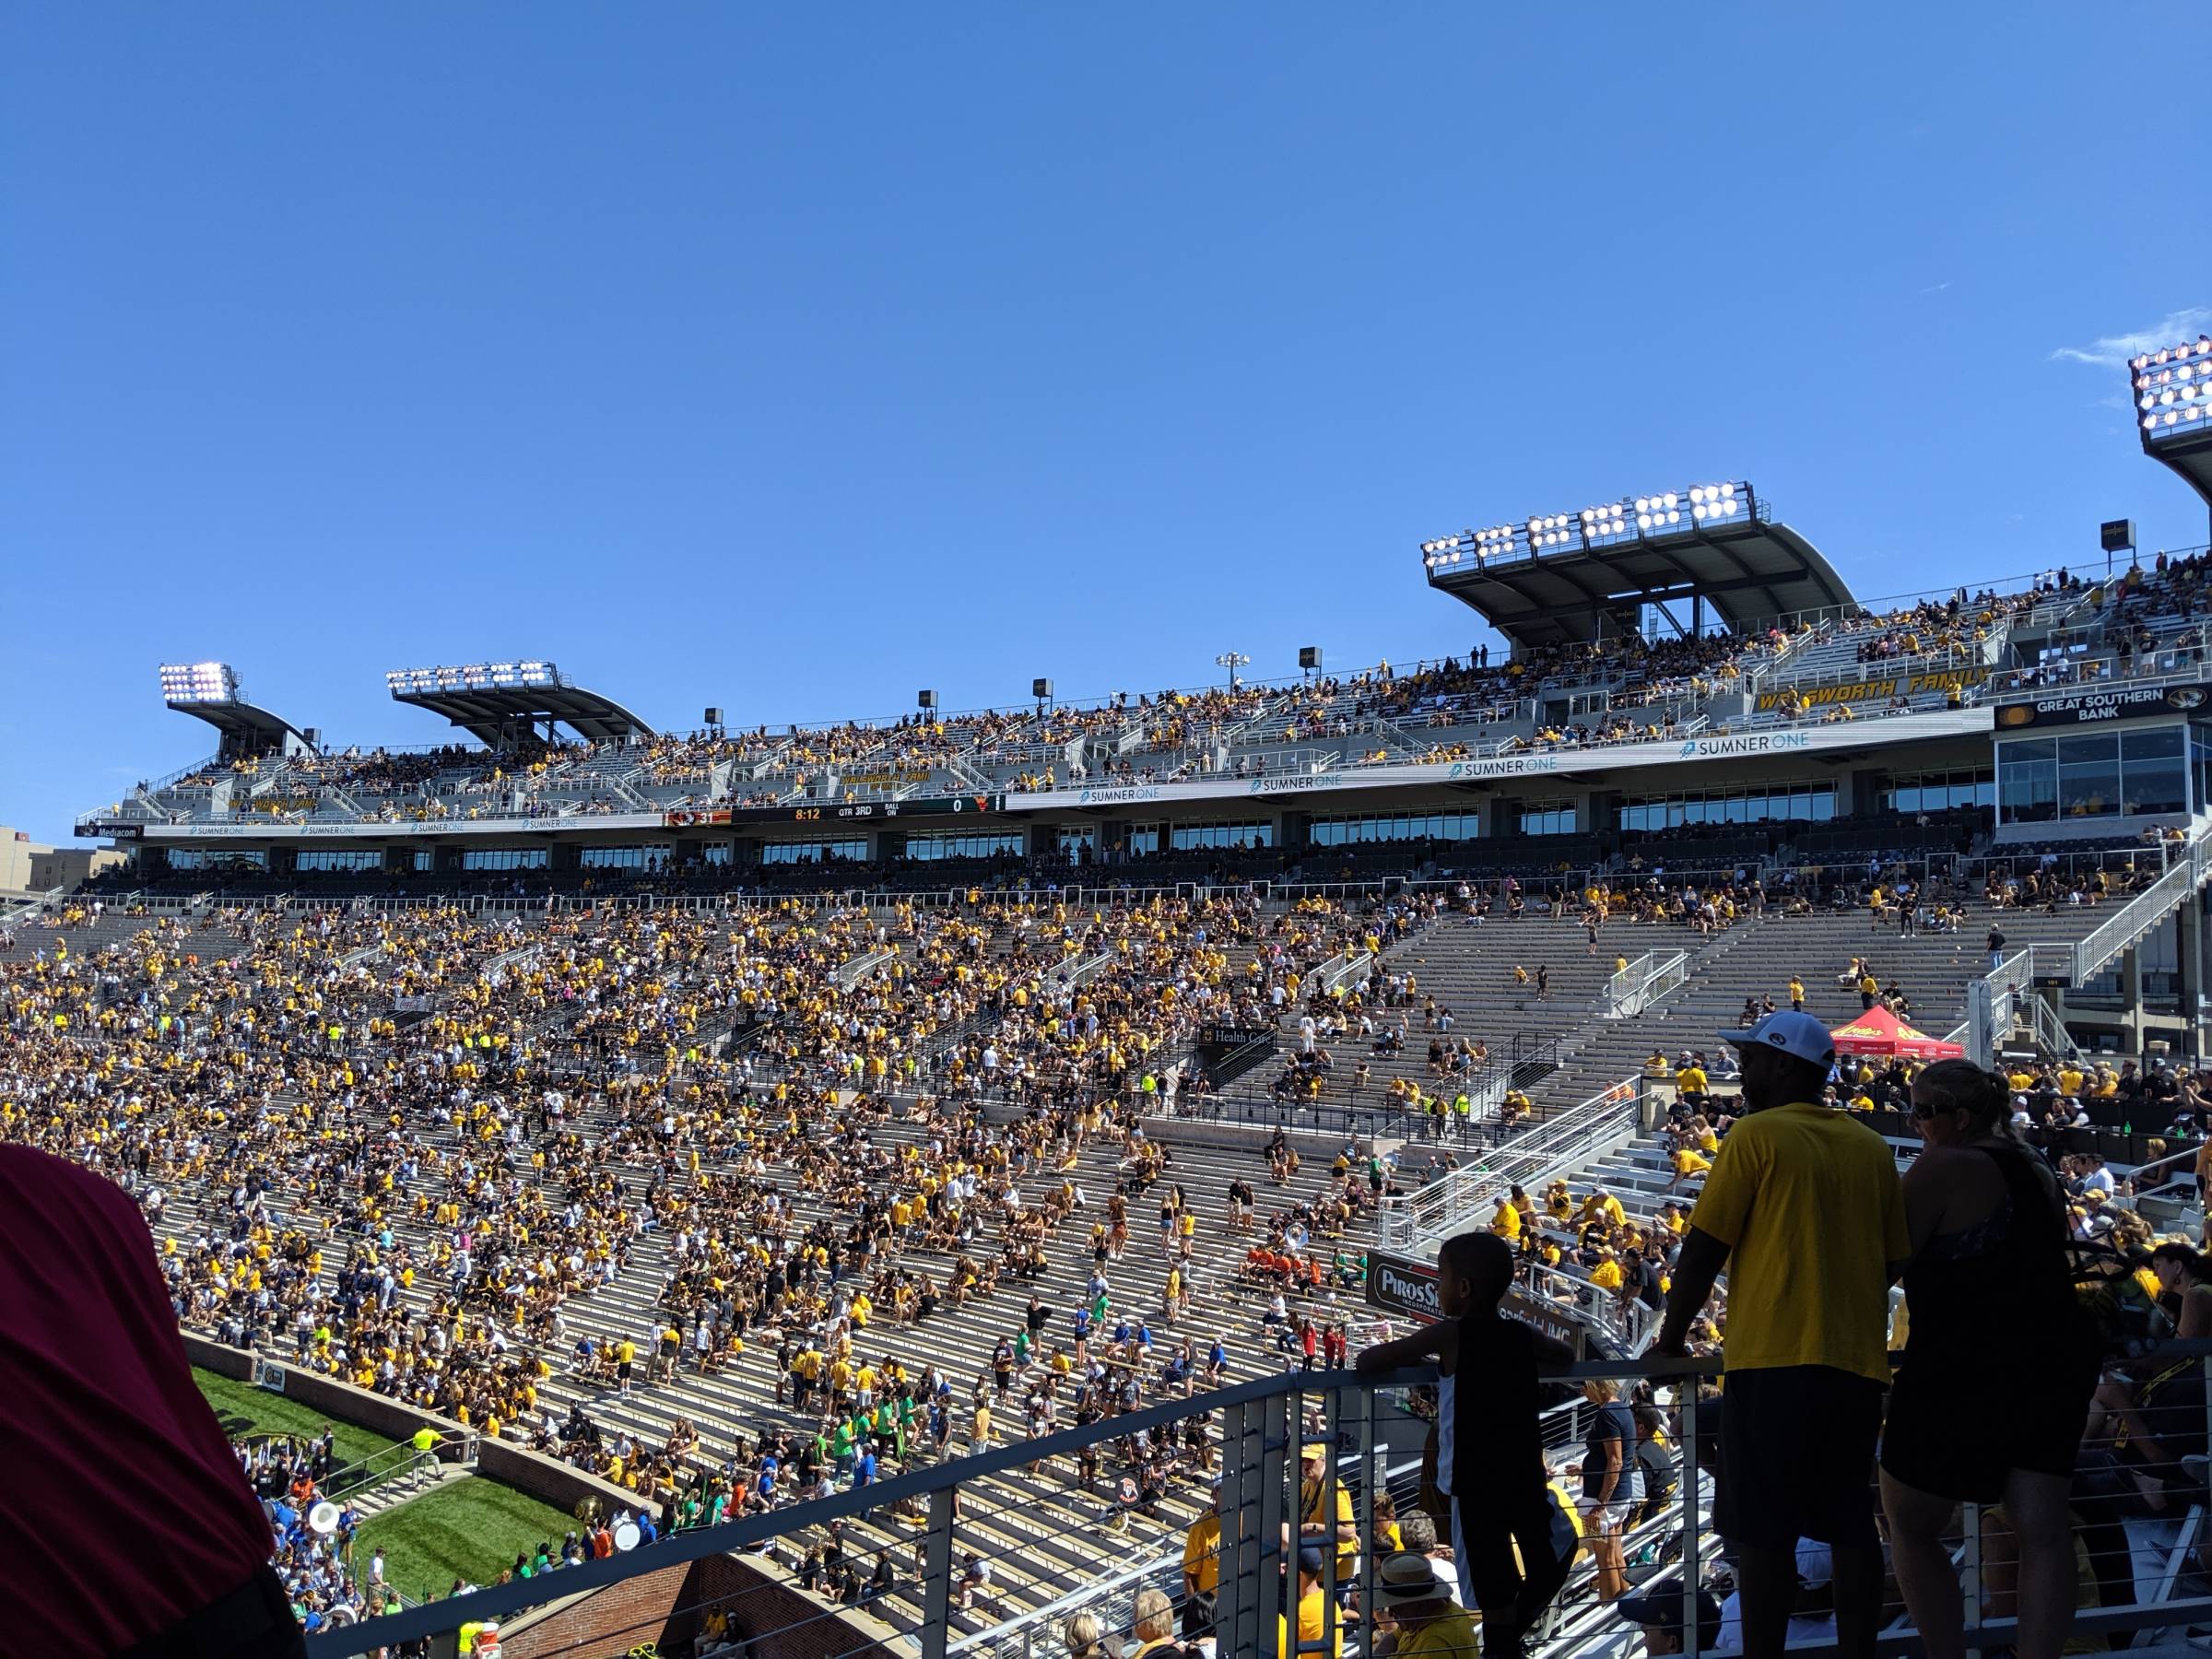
[1366, 1249, 1584, 1353]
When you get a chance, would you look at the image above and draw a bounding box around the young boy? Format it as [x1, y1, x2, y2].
[1357, 1230, 1576, 1659]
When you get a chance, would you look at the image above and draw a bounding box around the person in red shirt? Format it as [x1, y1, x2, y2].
[0, 1145, 300, 1656]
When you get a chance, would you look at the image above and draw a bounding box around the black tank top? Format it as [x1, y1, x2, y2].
[1900, 1142, 2078, 1368]
[1453, 1314, 1547, 1497]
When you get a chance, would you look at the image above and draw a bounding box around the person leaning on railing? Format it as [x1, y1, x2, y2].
[1653, 1010, 1908, 1659]
[1357, 1231, 1576, 1659]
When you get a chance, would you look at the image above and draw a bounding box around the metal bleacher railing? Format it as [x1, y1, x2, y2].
[299, 1346, 2212, 1659]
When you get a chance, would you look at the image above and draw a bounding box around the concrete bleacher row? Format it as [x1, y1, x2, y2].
[24, 848, 2195, 1648]
[142, 1091, 1358, 1644]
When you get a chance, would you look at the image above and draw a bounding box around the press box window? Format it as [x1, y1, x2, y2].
[1518, 800, 1580, 836]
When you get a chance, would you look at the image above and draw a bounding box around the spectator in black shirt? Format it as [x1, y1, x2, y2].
[1357, 1231, 1574, 1659]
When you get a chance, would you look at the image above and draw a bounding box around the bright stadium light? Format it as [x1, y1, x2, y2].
[1419, 532, 1470, 567]
[1426, 484, 1749, 575]
[158, 661, 240, 705]
[1473, 524, 1517, 560]
[386, 661, 561, 695]
[2130, 337, 2212, 437]
[1581, 501, 1630, 546]
[1688, 481, 1742, 523]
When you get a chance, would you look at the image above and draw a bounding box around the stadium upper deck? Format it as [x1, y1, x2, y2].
[77, 494, 2212, 884]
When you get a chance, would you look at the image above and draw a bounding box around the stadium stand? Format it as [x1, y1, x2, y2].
[24, 430, 2212, 1656]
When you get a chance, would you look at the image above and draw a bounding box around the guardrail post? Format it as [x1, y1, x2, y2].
[1356, 1379, 1379, 1626]
[1218, 1401, 1257, 1658]
[919, 1480, 957, 1659]
[1680, 1382, 1702, 1659]
[1961, 1500, 1983, 1656]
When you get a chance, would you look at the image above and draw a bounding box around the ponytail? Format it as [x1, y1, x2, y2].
[1912, 1057, 2014, 1138]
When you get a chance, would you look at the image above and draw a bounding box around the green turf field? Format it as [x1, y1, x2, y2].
[354, 1477, 582, 1600]
[192, 1367, 399, 1480]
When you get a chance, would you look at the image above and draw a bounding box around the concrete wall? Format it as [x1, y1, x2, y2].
[183, 1335, 651, 1524]
[186, 1335, 900, 1659]
[501, 1552, 900, 1659]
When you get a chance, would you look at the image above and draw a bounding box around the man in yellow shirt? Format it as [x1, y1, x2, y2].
[1669, 1145, 1712, 1188]
[1657, 1010, 1906, 1659]
[1298, 1441, 1357, 1582]
[1278, 1547, 1345, 1659]
[1182, 1481, 1222, 1599]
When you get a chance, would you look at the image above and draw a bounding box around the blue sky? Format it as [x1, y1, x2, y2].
[4, 4, 2207, 843]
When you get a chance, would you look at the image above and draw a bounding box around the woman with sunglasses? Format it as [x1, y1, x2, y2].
[1877, 1059, 2100, 1659]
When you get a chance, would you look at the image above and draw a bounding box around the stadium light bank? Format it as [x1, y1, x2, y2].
[1419, 481, 1752, 569]
[383, 661, 563, 695]
[157, 661, 241, 706]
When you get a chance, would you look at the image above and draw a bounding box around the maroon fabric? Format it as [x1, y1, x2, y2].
[0, 1146, 274, 1655]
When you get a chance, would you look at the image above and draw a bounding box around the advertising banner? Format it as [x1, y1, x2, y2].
[1004, 708, 1994, 812]
[1365, 1249, 1585, 1352]
[1751, 665, 1988, 713]
[1994, 682, 2211, 729]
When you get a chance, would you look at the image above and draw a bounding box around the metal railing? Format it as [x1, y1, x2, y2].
[1606, 949, 1688, 1018]
[300, 1343, 2212, 1659]
[2069, 830, 2212, 984]
[1379, 1076, 1642, 1252]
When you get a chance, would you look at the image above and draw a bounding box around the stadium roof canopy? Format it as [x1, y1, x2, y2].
[158, 662, 313, 761]
[1417, 482, 1856, 651]
[385, 661, 655, 747]
[2131, 337, 2212, 520]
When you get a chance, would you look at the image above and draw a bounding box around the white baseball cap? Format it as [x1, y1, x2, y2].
[1718, 1009, 1835, 1066]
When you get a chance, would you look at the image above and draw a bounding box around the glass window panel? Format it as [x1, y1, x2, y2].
[297, 849, 382, 871]
[2057, 760, 2120, 818]
[2123, 758, 2188, 817]
[169, 848, 267, 870]
[580, 846, 670, 869]
[1999, 759, 2057, 824]
[461, 848, 550, 870]
[2124, 725, 2185, 760]
[2057, 732, 2119, 766]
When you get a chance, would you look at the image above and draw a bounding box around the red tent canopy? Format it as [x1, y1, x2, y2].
[1829, 1005, 1964, 1060]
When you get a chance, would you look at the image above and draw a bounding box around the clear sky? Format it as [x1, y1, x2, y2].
[4, 4, 2207, 844]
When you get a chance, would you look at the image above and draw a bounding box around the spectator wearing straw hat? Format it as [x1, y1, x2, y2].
[1368, 1552, 1481, 1656]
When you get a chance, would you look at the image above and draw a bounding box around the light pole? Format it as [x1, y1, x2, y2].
[1215, 651, 1251, 691]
